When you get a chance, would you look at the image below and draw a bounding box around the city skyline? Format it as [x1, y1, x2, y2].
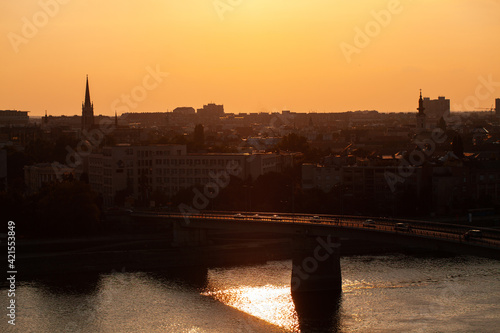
[2, 1, 500, 116]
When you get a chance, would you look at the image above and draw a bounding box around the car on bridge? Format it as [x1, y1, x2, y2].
[363, 219, 376, 228]
[463, 229, 482, 240]
[394, 223, 411, 231]
[233, 213, 244, 218]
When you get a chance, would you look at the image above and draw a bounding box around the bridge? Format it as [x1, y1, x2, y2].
[134, 211, 500, 300]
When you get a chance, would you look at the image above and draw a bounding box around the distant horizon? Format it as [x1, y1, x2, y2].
[22, 108, 497, 119]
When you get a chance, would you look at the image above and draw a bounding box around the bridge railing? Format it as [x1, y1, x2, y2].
[133, 211, 500, 248]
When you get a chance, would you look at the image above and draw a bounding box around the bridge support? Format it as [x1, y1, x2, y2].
[291, 234, 342, 297]
[291, 234, 342, 329]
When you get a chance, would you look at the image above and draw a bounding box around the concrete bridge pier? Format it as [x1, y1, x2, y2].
[291, 234, 342, 316]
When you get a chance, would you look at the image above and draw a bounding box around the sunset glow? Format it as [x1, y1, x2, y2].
[1, 0, 499, 116]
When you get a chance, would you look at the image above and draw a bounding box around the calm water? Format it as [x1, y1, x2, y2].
[2, 255, 499, 332]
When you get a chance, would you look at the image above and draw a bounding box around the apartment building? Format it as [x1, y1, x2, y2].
[88, 144, 294, 207]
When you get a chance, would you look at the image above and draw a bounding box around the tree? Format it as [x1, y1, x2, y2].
[278, 133, 309, 153]
[36, 181, 101, 236]
[452, 135, 464, 158]
[438, 117, 447, 132]
[194, 124, 205, 147]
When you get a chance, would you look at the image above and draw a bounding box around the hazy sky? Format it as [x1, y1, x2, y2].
[1, 0, 499, 116]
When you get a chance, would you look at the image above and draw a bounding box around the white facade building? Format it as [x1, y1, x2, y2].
[88, 144, 295, 207]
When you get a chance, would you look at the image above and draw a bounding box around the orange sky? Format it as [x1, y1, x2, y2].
[1, 0, 499, 116]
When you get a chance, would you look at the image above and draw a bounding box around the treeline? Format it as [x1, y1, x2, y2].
[0, 178, 102, 238]
[169, 167, 423, 217]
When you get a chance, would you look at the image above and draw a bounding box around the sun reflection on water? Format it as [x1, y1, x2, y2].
[203, 284, 298, 331]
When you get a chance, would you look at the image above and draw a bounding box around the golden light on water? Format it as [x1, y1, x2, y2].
[342, 279, 377, 293]
[203, 285, 297, 330]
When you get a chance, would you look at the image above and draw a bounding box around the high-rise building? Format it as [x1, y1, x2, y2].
[82, 75, 94, 131]
[423, 96, 450, 120]
[496, 98, 500, 117]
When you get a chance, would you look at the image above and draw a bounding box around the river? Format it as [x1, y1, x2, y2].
[2, 254, 499, 332]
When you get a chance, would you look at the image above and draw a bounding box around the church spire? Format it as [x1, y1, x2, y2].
[84, 75, 92, 108]
[82, 75, 94, 130]
[416, 89, 426, 133]
[417, 89, 425, 115]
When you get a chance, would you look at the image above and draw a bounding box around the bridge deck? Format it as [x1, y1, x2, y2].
[134, 212, 500, 258]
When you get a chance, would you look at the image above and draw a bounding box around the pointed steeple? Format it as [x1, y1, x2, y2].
[84, 75, 92, 108]
[82, 75, 94, 130]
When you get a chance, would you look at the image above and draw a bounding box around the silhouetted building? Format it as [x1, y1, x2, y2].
[302, 155, 423, 216]
[197, 103, 224, 117]
[173, 107, 196, 115]
[0, 110, 29, 127]
[24, 163, 75, 195]
[423, 96, 450, 127]
[423, 96, 450, 118]
[416, 90, 426, 133]
[496, 98, 500, 117]
[82, 75, 94, 131]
